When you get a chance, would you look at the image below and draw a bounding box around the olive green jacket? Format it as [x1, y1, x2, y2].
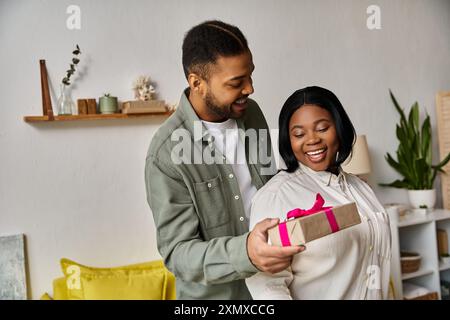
[145, 89, 275, 299]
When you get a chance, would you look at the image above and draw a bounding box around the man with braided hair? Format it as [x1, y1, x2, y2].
[145, 20, 304, 299]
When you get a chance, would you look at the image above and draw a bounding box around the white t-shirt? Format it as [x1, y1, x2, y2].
[202, 118, 258, 220]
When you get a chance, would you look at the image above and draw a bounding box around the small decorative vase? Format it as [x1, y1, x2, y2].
[99, 95, 118, 114]
[57, 84, 75, 115]
[408, 189, 436, 210]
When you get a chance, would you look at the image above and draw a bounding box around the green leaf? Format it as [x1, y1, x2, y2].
[414, 157, 429, 189]
[421, 115, 431, 162]
[72, 58, 80, 64]
[429, 168, 438, 189]
[72, 50, 80, 55]
[385, 153, 407, 177]
[436, 168, 446, 174]
[379, 179, 411, 189]
[390, 90, 407, 125]
[406, 109, 418, 155]
[433, 151, 450, 171]
[396, 125, 406, 142]
[411, 103, 421, 155]
[409, 102, 419, 133]
[396, 146, 415, 180]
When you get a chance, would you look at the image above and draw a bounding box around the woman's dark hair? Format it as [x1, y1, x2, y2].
[182, 20, 249, 80]
[278, 86, 356, 173]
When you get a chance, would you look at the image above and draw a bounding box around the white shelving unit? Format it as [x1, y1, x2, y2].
[388, 207, 450, 299]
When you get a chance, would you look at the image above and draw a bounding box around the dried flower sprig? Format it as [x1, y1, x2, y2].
[62, 44, 81, 86]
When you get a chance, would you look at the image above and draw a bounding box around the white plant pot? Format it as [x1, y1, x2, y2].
[440, 256, 450, 265]
[408, 189, 436, 210]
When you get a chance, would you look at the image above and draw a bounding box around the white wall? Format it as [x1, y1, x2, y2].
[1, 0, 449, 299]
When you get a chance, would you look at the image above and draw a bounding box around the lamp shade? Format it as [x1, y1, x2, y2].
[342, 135, 372, 175]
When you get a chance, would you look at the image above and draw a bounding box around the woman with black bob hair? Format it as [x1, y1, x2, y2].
[279, 86, 356, 173]
[246, 86, 391, 300]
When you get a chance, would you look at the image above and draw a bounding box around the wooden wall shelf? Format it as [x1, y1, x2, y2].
[24, 112, 173, 123]
[29, 60, 174, 124]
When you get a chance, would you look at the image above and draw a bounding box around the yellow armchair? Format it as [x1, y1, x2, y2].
[41, 259, 176, 300]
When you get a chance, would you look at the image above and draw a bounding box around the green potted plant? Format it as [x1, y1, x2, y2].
[380, 90, 450, 210]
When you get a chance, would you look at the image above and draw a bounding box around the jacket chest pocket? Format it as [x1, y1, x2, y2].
[193, 175, 230, 229]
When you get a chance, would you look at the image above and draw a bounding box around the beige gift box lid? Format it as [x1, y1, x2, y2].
[121, 100, 167, 114]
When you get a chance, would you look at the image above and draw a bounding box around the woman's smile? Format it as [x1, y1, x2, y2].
[305, 147, 328, 163]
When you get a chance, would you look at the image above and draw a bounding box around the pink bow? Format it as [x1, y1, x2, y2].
[278, 193, 340, 247]
[286, 193, 332, 219]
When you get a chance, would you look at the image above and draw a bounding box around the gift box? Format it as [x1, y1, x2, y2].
[268, 193, 362, 246]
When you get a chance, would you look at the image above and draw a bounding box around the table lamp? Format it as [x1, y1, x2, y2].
[342, 135, 372, 180]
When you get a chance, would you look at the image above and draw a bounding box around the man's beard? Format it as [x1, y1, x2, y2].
[204, 90, 232, 120]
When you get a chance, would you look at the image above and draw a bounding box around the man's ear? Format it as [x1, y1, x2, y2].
[188, 73, 206, 96]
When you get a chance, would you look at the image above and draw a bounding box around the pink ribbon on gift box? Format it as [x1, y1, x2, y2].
[278, 193, 340, 247]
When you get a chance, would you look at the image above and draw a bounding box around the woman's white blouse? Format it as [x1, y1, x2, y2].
[246, 163, 391, 300]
